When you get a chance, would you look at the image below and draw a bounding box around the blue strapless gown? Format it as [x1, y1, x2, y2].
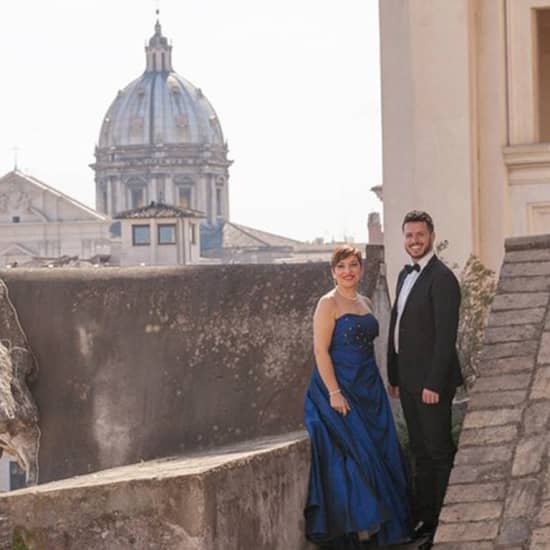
[304, 313, 412, 548]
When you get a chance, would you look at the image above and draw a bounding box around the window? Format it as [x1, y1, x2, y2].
[190, 223, 197, 245]
[178, 186, 192, 208]
[131, 188, 145, 209]
[538, 9, 550, 141]
[216, 187, 223, 216]
[132, 225, 150, 246]
[12, 216, 20, 223]
[158, 224, 176, 244]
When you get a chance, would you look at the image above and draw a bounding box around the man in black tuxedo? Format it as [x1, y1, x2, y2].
[387, 210, 462, 550]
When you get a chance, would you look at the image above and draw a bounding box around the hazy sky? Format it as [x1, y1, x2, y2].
[0, 0, 382, 243]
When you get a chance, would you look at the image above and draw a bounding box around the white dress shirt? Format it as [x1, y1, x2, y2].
[394, 250, 435, 353]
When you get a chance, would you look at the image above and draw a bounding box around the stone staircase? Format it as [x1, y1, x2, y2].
[434, 235, 550, 549]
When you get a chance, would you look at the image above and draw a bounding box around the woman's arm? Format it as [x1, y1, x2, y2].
[313, 297, 351, 415]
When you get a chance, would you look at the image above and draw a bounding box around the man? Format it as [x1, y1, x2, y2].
[387, 210, 462, 550]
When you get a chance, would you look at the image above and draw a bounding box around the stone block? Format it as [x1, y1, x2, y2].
[458, 425, 517, 446]
[439, 502, 502, 523]
[512, 436, 547, 476]
[496, 518, 530, 546]
[501, 262, 550, 277]
[449, 463, 508, 484]
[431, 543, 494, 550]
[499, 276, 550, 292]
[544, 465, 550, 500]
[470, 374, 531, 393]
[468, 391, 527, 410]
[537, 502, 550, 526]
[444, 482, 506, 503]
[504, 248, 550, 263]
[491, 292, 549, 310]
[434, 520, 499, 543]
[454, 444, 513, 466]
[524, 401, 550, 434]
[487, 308, 545, 327]
[538, 334, 550, 365]
[484, 324, 540, 344]
[531, 367, 550, 398]
[480, 356, 535, 376]
[480, 341, 538, 360]
[505, 234, 550, 251]
[531, 527, 550, 549]
[463, 408, 523, 429]
[504, 478, 541, 518]
[0, 432, 314, 550]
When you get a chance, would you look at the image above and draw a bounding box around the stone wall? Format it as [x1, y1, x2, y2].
[0, 252, 389, 485]
[435, 235, 550, 549]
[0, 432, 314, 550]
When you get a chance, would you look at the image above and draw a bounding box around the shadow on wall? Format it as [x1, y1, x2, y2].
[0, 250, 390, 484]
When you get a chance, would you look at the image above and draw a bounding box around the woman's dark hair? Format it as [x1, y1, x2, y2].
[401, 210, 434, 233]
[330, 245, 363, 269]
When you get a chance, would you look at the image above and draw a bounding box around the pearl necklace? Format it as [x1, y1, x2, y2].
[335, 287, 359, 302]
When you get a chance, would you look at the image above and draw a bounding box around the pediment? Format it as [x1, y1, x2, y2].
[0, 170, 107, 222]
[0, 243, 37, 258]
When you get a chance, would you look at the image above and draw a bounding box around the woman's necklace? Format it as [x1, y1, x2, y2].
[336, 287, 359, 302]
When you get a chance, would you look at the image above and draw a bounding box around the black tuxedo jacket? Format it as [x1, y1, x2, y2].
[387, 255, 463, 394]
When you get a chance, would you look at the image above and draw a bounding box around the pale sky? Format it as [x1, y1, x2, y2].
[0, 0, 382, 243]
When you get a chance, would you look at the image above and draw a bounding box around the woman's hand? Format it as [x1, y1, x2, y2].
[330, 391, 351, 416]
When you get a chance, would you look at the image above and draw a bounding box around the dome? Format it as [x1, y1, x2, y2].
[98, 21, 224, 148]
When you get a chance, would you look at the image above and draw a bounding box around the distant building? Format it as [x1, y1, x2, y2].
[115, 202, 205, 266]
[0, 19, 363, 268]
[0, 171, 109, 267]
[91, 20, 230, 229]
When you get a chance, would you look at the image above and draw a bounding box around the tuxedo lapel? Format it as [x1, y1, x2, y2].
[395, 270, 407, 300]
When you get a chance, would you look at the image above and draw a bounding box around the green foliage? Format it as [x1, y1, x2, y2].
[457, 254, 497, 389]
[436, 242, 497, 390]
[12, 529, 29, 550]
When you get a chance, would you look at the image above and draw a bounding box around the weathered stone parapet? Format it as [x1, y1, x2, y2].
[0, 432, 315, 550]
[0, 279, 40, 487]
[434, 236, 550, 549]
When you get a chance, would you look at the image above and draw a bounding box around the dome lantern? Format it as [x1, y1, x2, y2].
[145, 19, 173, 73]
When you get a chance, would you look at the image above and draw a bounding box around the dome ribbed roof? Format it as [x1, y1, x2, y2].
[98, 21, 224, 148]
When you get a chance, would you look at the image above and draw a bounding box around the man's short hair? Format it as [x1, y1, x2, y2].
[402, 210, 434, 233]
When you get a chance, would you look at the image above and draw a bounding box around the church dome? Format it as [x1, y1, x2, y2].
[98, 21, 224, 148]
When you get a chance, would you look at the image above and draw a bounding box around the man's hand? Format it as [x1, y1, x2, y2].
[422, 388, 440, 404]
[387, 385, 400, 399]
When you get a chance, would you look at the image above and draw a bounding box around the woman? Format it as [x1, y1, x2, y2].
[304, 245, 412, 549]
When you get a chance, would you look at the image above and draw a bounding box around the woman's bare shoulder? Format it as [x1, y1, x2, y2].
[315, 291, 337, 315]
[358, 294, 374, 311]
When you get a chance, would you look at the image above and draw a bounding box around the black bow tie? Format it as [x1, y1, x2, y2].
[404, 264, 420, 274]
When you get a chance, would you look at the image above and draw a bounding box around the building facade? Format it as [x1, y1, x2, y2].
[115, 202, 205, 266]
[0, 171, 110, 267]
[380, 0, 550, 288]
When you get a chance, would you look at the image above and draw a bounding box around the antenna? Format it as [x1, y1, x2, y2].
[12, 146, 19, 171]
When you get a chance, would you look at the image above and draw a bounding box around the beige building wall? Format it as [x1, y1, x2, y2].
[118, 217, 202, 266]
[380, 0, 550, 291]
[0, 171, 110, 266]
